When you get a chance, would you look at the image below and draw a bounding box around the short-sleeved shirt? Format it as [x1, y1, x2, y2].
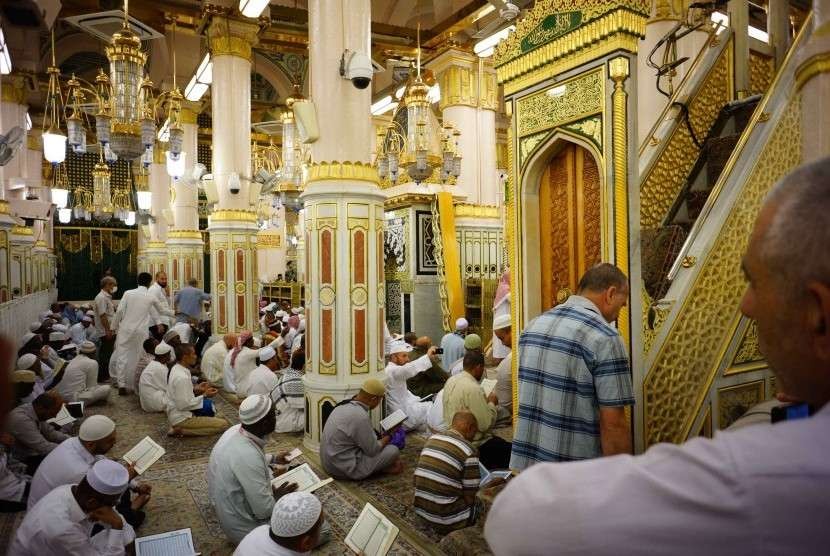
[94, 290, 115, 335]
[414, 429, 481, 530]
[174, 286, 211, 320]
[511, 295, 633, 469]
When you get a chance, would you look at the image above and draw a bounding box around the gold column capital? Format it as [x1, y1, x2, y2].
[180, 105, 200, 124]
[0, 74, 27, 105]
[206, 16, 260, 62]
[609, 56, 631, 82]
[431, 51, 500, 111]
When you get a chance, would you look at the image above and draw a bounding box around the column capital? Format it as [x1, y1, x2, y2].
[1, 73, 27, 105]
[648, 0, 689, 23]
[180, 103, 200, 124]
[206, 16, 260, 62]
[428, 48, 499, 111]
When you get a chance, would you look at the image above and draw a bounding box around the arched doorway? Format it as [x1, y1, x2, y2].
[538, 143, 602, 310]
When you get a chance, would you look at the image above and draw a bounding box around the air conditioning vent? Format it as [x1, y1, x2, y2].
[63, 10, 163, 43]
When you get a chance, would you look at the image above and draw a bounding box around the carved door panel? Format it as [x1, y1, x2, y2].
[539, 143, 601, 311]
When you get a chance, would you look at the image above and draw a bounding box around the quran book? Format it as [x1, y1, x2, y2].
[135, 528, 195, 556]
[284, 447, 302, 461]
[271, 462, 334, 493]
[480, 378, 497, 397]
[123, 436, 166, 474]
[345, 503, 399, 556]
[478, 462, 512, 488]
[47, 405, 76, 427]
[380, 409, 407, 432]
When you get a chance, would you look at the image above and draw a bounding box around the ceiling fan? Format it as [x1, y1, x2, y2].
[0, 127, 24, 167]
[472, 0, 521, 40]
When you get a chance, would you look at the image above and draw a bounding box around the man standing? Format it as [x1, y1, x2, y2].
[11, 460, 135, 555]
[148, 271, 172, 337]
[202, 333, 235, 384]
[440, 317, 468, 369]
[382, 340, 440, 430]
[414, 410, 482, 533]
[484, 158, 830, 555]
[111, 272, 175, 395]
[174, 278, 211, 324]
[139, 343, 173, 413]
[94, 276, 118, 383]
[166, 343, 229, 436]
[320, 378, 402, 480]
[511, 263, 633, 470]
[207, 395, 298, 543]
[443, 351, 511, 469]
[56, 341, 111, 405]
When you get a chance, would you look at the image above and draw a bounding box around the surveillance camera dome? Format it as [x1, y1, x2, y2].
[342, 51, 374, 90]
[352, 76, 371, 89]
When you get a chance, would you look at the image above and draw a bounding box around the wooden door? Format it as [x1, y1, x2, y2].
[538, 143, 601, 311]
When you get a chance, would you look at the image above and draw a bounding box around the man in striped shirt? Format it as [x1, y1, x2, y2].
[414, 410, 482, 533]
[273, 352, 305, 433]
[511, 263, 634, 470]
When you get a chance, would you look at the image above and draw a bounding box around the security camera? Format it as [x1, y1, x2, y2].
[340, 50, 384, 89]
[228, 172, 241, 195]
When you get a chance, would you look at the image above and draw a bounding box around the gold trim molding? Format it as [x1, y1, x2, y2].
[210, 209, 258, 223]
[167, 230, 203, 240]
[146, 241, 167, 249]
[795, 52, 830, 91]
[0, 75, 26, 104]
[384, 193, 434, 210]
[11, 226, 34, 236]
[516, 68, 603, 137]
[307, 161, 379, 185]
[0, 201, 9, 215]
[206, 16, 260, 62]
[453, 203, 500, 219]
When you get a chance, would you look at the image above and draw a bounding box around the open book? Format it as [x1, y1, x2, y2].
[47, 404, 77, 427]
[345, 502, 399, 555]
[380, 409, 406, 432]
[135, 528, 195, 556]
[480, 378, 497, 397]
[479, 462, 512, 488]
[284, 447, 302, 462]
[123, 437, 166, 474]
[271, 463, 333, 493]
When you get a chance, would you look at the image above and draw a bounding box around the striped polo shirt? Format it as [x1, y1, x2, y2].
[510, 295, 634, 470]
[413, 430, 481, 530]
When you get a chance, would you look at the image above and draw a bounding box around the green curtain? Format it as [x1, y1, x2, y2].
[56, 228, 138, 301]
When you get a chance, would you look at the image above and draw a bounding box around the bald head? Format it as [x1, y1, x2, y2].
[740, 157, 830, 408]
[415, 336, 432, 350]
[451, 409, 479, 441]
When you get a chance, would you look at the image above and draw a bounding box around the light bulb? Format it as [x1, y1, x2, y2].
[136, 191, 152, 211]
[58, 208, 71, 224]
[166, 151, 186, 179]
[42, 131, 67, 164]
[52, 188, 69, 209]
[124, 211, 136, 226]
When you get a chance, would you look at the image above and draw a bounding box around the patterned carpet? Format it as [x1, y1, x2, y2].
[0, 389, 511, 555]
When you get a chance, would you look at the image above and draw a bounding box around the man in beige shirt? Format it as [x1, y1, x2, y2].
[442, 351, 511, 469]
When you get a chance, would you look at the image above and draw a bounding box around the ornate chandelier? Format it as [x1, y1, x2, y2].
[42, 1, 185, 164]
[374, 28, 460, 185]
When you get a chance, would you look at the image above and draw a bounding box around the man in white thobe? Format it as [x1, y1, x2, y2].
[69, 316, 93, 347]
[225, 332, 258, 396]
[55, 341, 111, 405]
[439, 317, 468, 369]
[238, 346, 279, 399]
[207, 395, 297, 544]
[273, 352, 306, 433]
[147, 271, 172, 335]
[202, 333, 235, 384]
[110, 272, 173, 394]
[381, 340, 439, 430]
[484, 158, 830, 556]
[166, 343, 228, 436]
[235, 492, 327, 555]
[10, 459, 136, 556]
[139, 343, 173, 413]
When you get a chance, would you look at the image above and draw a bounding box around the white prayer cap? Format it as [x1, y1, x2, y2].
[20, 332, 36, 347]
[154, 342, 172, 356]
[53, 324, 68, 332]
[291, 307, 299, 315]
[17, 353, 37, 369]
[162, 329, 180, 343]
[86, 459, 129, 496]
[39, 311, 51, 321]
[239, 394, 272, 424]
[297, 307, 305, 314]
[79, 341, 96, 354]
[29, 322, 42, 332]
[82, 316, 93, 323]
[388, 339, 413, 355]
[259, 346, 276, 362]
[282, 315, 289, 323]
[455, 317, 469, 330]
[79, 415, 116, 441]
[59, 343, 78, 353]
[266, 303, 277, 312]
[493, 314, 511, 330]
[86, 310, 95, 316]
[270, 492, 322, 537]
[49, 331, 66, 342]
[275, 310, 286, 318]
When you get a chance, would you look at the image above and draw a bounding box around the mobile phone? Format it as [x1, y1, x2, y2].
[771, 403, 814, 423]
[434, 348, 444, 355]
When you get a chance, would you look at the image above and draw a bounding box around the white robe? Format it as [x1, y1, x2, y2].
[147, 282, 172, 328]
[166, 363, 202, 426]
[230, 348, 259, 395]
[234, 524, 308, 555]
[28, 437, 103, 508]
[241, 364, 279, 401]
[139, 360, 170, 413]
[491, 293, 511, 359]
[54, 354, 110, 405]
[222, 350, 236, 393]
[201, 340, 228, 384]
[381, 355, 434, 430]
[111, 286, 173, 389]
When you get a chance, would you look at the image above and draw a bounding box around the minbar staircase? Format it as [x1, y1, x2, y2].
[642, 94, 761, 301]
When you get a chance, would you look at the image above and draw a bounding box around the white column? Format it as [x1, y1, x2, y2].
[206, 17, 260, 336]
[0, 75, 29, 201]
[796, 0, 830, 163]
[303, 0, 386, 450]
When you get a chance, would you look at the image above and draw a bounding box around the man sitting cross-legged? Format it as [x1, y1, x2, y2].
[139, 342, 173, 413]
[55, 341, 111, 406]
[238, 346, 280, 399]
[234, 491, 327, 555]
[28, 415, 151, 529]
[166, 343, 229, 437]
[320, 378, 403, 480]
[414, 409, 484, 534]
[208, 394, 330, 545]
[11, 459, 135, 555]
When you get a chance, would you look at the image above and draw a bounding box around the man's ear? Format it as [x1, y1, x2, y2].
[806, 281, 830, 359]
